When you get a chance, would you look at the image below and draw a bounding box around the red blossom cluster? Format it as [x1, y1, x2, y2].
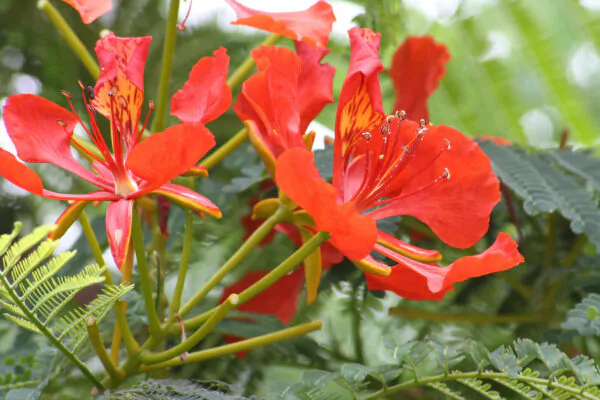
[2, 0, 523, 342]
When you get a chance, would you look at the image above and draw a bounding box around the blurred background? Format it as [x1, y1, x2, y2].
[2, 0, 600, 398]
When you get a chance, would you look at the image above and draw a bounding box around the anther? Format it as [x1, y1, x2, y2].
[380, 124, 390, 135]
[108, 90, 116, 97]
[78, 80, 86, 90]
[395, 110, 407, 120]
[379, 154, 385, 160]
[362, 132, 372, 141]
[416, 127, 428, 136]
[56, 119, 67, 127]
[419, 119, 428, 129]
[148, 100, 155, 110]
[177, 0, 193, 30]
[60, 90, 72, 99]
[386, 114, 396, 123]
[86, 86, 95, 100]
[442, 168, 451, 180]
[443, 138, 451, 150]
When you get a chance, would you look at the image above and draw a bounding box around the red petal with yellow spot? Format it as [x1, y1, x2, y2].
[365, 233, 523, 300]
[126, 123, 215, 192]
[334, 28, 385, 196]
[369, 124, 500, 249]
[390, 36, 450, 121]
[106, 199, 133, 269]
[61, 0, 111, 24]
[0, 148, 43, 196]
[276, 147, 377, 260]
[224, 0, 335, 48]
[93, 34, 151, 125]
[171, 47, 232, 124]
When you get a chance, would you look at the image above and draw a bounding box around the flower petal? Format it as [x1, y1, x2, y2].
[370, 124, 501, 249]
[224, 0, 335, 48]
[365, 233, 524, 300]
[3, 94, 106, 187]
[171, 47, 232, 124]
[220, 269, 304, 324]
[152, 183, 221, 219]
[390, 36, 450, 121]
[295, 41, 335, 133]
[377, 230, 441, 262]
[234, 46, 303, 160]
[93, 34, 151, 130]
[0, 148, 43, 195]
[106, 199, 133, 269]
[127, 123, 215, 191]
[61, 0, 112, 24]
[334, 28, 385, 196]
[276, 147, 377, 260]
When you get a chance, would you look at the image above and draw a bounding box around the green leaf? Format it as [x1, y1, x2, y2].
[97, 379, 253, 400]
[562, 293, 600, 335]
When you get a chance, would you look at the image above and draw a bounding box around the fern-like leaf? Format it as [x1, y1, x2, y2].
[0, 223, 133, 388]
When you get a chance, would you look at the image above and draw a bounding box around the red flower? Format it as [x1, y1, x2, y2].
[234, 41, 334, 174]
[0, 34, 228, 268]
[275, 28, 524, 300]
[61, 0, 112, 24]
[224, 0, 335, 48]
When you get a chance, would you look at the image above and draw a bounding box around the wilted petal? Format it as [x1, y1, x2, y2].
[152, 183, 221, 219]
[390, 36, 450, 121]
[276, 148, 377, 260]
[224, 0, 335, 48]
[106, 199, 133, 269]
[365, 233, 524, 300]
[127, 123, 215, 192]
[171, 47, 232, 124]
[61, 0, 112, 24]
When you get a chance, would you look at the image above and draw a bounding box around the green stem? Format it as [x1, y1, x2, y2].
[37, 0, 100, 79]
[362, 370, 600, 400]
[78, 212, 139, 354]
[388, 307, 554, 325]
[86, 317, 125, 381]
[173, 231, 330, 333]
[351, 285, 364, 364]
[169, 210, 194, 318]
[140, 321, 322, 371]
[226, 34, 281, 89]
[141, 294, 239, 364]
[563, 234, 587, 267]
[200, 128, 248, 171]
[131, 204, 162, 336]
[151, 0, 181, 133]
[177, 206, 290, 319]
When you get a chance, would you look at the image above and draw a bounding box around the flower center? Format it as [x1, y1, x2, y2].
[58, 82, 153, 197]
[351, 111, 451, 211]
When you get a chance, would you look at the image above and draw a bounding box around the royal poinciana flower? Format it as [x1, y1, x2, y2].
[61, 0, 112, 24]
[0, 33, 230, 268]
[224, 0, 335, 48]
[275, 27, 524, 300]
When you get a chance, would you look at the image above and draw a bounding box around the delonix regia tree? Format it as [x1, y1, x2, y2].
[1, 0, 600, 399]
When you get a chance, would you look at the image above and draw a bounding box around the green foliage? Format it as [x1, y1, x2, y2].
[480, 141, 600, 250]
[0, 222, 132, 385]
[274, 338, 600, 399]
[562, 293, 600, 335]
[96, 379, 255, 400]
